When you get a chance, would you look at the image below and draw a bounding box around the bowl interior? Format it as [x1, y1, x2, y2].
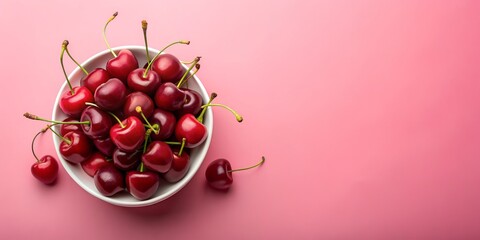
[52, 46, 213, 207]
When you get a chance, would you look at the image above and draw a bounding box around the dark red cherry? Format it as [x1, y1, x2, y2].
[126, 169, 160, 200]
[93, 137, 116, 157]
[163, 150, 190, 183]
[112, 148, 141, 171]
[154, 82, 186, 111]
[176, 88, 203, 117]
[80, 106, 113, 139]
[149, 109, 176, 141]
[123, 92, 154, 119]
[142, 141, 173, 173]
[205, 157, 265, 190]
[94, 78, 127, 111]
[127, 68, 161, 96]
[94, 165, 125, 196]
[151, 54, 185, 84]
[81, 152, 111, 177]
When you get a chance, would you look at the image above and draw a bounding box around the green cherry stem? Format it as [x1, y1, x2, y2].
[103, 12, 118, 58]
[142, 40, 190, 78]
[228, 156, 266, 173]
[183, 64, 200, 83]
[47, 125, 71, 145]
[63, 41, 88, 75]
[176, 57, 201, 88]
[31, 126, 50, 162]
[142, 20, 151, 63]
[197, 92, 217, 124]
[60, 40, 74, 94]
[143, 129, 153, 153]
[164, 141, 182, 145]
[201, 103, 243, 122]
[135, 106, 159, 134]
[23, 113, 90, 125]
[178, 138, 186, 156]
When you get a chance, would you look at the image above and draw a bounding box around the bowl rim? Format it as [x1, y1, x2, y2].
[51, 45, 213, 207]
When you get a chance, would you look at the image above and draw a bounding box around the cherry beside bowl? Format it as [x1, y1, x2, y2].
[52, 46, 213, 207]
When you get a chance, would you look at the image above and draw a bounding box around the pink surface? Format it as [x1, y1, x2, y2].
[2, 0, 480, 238]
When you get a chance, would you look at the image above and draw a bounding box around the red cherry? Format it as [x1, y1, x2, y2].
[126, 166, 160, 200]
[127, 68, 161, 95]
[154, 82, 186, 111]
[151, 54, 185, 84]
[142, 141, 173, 173]
[112, 148, 141, 171]
[59, 131, 93, 164]
[60, 117, 83, 136]
[30, 129, 58, 185]
[149, 108, 176, 141]
[59, 86, 93, 118]
[175, 114, 207, 148]
[176, 88, 203, 117]
[80, 106, 113, 139]
[81, 152, 111, 177]
[81, 68, 110, 93]
[109, 116, 146, 152]
[106, 50, 139, 83]
[92, 137, 116, 157]
[205, 157, 265, 190]
[123, 92, 154, 119]
[94, 78, 127, 111]
[163, 139, 190, 183]
[94, 165, 125, 196]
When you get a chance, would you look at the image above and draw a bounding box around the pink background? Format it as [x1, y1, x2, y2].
[2, 0, 480, 238]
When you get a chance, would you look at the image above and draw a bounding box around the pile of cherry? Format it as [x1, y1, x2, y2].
[25, 12, 264, 201]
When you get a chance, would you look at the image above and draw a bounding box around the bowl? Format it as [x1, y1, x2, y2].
[52, 46, 213, 207]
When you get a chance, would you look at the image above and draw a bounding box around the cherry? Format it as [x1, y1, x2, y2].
[58, 130, 93, 164]
[126, 162, 160, 200]
[81, 152, 111, 177]
[206, 156, 265, 190]
[93, 137, 116, 157]
[152, 54, 185, 84]
[103, 12, 138, 83]
[163, 138, 190, 183]
[154, 82, 186, 111]
[80, 106, 113, 139]
[149, 108, 176, 141]
[176, 88, 203, 116]
[123, 92, 154, 119]
[30, 128, 59, 185]
[109, 115, 146, 152]
[142, 141, 173, 173]
[94, 78, 127, 111]
[112, 148, 141, 171]
[175, 93, 243, 148]
[81, 68, 111, 94]
[94, 165, 125, 196]
[59, 40, 93, 118]
[127, 68, 160, 96]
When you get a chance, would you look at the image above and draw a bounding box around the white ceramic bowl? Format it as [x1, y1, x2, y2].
[52, 46, 213, 207]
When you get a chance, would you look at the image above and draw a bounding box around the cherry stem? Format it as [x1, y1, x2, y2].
[31, 127, 49, 162]
[143, 129, 153, 153]
[136, 106, 159, 134]
[181, 59, 197, 65]
[142, 20, 151, 63]
[60, 40, 74, 94]
[23, 112, 90, 125]
[176, 57, 201, 88]
[201, 103, 243, 122]
[85, 102, 124, 128]
[183, 64, 200, 84]
[164, 141, 182, 145]
[47, 125, 72, 145]
[64, 41, 88, 75]
[103, 12, 118, 58]
[197, 92, 217, 123]
[228, 156, 266, 173]
[143, 40, 190, 78]
[178, 138, 186, 156]
[138, 162, 145, 172]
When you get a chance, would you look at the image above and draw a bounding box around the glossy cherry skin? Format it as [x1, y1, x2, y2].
[127, 68, 161, 96]
[123, 92, 154, 119]
[106, 49, 139, 83]
[109, 116, 145, 152]
[80, 106, 113, 139]
[176, 88, 203, 117]
[81, 152, 111, 177]
[175, 114, 207, 148]
[149, 109, 176, 141]
[163, 151, 190, 183]
[154, 82, 186, 111]
[60, 117, 82, 136]
[59, 86, 94, 118]
[126, 170, 160, 200]
[94, 78, 127, 111]
[142, 141, 173, 173]
[205, 159, 233, 190]
[94, 165, 125, 196]
[31, 155, 59, 185]
[112, 148, 141, 171]
[151, 53, 185, 83]
[81, 68, 110, 93]
[93, 137, 116, 157]
[59, 131, 93, 164]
